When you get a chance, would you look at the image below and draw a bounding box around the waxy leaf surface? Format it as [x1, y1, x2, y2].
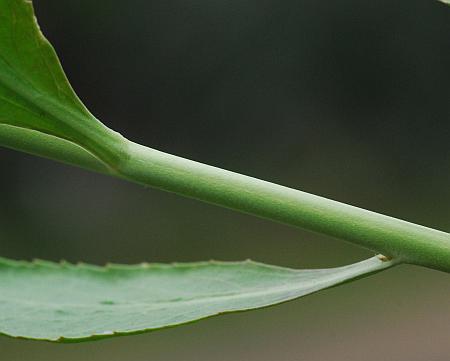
[0, 256, 393, 342]
[0, 0, 122, 164]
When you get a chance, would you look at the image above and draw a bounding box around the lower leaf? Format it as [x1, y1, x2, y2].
[0, 255, 395, 342]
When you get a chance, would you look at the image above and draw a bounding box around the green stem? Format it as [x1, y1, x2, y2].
[118, 141, 450, 272]
[1, 124, 449, 272]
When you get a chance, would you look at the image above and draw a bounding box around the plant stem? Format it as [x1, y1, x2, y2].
[1, 124, 449, 272]
[118, 141, 450, 272]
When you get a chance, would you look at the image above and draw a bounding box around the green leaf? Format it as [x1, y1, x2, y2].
[0, 0, 124, 165]
[0, 255, 395, 342]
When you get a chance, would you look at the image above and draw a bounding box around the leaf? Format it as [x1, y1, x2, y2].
[0, 255, 395, 342]
[0, 0, 123, 165]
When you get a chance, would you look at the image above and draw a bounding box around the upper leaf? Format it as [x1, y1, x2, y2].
[0, 0, 124, 165]
[0, 255, 394, 342]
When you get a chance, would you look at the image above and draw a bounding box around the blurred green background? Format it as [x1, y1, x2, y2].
[1, 0, 450, 360]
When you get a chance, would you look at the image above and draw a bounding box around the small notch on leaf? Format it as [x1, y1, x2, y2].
[377, 254, 393, 262]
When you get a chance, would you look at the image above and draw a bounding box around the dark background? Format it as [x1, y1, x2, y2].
[1, 0, 449, 360]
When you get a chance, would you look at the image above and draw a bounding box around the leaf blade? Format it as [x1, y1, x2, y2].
[0, 255, 395, 342]
[0, 0, 124, 165]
